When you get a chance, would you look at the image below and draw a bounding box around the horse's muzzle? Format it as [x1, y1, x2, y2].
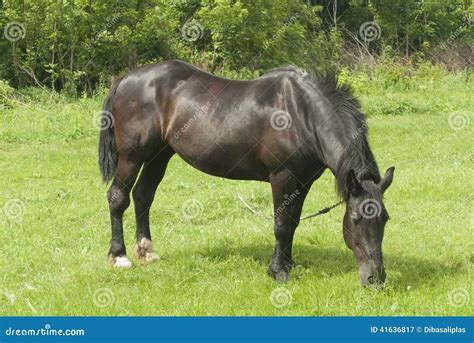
[359, 262, 386, 287]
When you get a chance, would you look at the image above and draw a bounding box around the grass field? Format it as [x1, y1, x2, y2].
[0, 66, 472, 316]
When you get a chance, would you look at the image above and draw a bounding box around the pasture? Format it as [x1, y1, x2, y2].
[0, 66, 472, 316]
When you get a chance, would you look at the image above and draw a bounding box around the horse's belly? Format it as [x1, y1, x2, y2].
[165, 101, 269, 180]
[171, 140, 268, 181]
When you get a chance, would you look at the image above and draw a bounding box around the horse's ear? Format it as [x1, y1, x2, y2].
[379, 166, 395, 193]
[347, 169, 362, 196]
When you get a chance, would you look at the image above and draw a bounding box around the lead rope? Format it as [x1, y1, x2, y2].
[237, 194, 344, 221]
[299, 200, 344, 220]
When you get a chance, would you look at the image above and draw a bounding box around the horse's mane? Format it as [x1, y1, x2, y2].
[264, 66, 381, 199]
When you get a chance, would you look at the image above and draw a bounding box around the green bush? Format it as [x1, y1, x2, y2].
[0, 79, 19, 109]
[340, 63, 472, 116]
[2, 0, 469, 93]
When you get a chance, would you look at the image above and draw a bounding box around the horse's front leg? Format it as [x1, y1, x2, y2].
[268, 170, 310, 282]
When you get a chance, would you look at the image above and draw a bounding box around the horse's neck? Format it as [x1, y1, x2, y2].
[314, 131, 350, 175]
[317, 132, 380, 186]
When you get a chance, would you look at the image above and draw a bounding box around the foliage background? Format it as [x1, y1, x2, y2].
[0, 0, 472, 94]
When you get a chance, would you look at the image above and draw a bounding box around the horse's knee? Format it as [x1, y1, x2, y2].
[107, 185, 130, 214]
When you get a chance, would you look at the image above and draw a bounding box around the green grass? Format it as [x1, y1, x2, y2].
[0, 67, 472, 316]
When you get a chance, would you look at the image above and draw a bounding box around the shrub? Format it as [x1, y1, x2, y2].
[0, 79, 20, 109]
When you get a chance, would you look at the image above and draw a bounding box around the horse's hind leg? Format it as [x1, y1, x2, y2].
[132, 148, 174, 264]
[108, 157, 142, 267]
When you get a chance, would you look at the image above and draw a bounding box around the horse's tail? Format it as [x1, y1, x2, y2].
[98, 76, 124, 183]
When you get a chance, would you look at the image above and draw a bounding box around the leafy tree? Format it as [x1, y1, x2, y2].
[0, 0, 471, 93]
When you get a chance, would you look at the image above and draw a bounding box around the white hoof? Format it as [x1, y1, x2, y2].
[114, 256, 133, 268]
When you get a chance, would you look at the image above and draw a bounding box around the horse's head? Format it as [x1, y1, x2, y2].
[343, 167, 394, 287]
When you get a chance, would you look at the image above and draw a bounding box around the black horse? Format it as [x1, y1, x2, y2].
[98, 60, 394, 286]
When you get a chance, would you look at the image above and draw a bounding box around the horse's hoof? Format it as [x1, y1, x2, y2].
[268, 265, 290, 283]
[134, 238, 160, 264]
[274, 271, 290, 283]
[144, 252, 160, 263]
[113, 255, 133, 268]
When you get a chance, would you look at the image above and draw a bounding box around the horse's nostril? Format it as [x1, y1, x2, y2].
[367, 275, 375, 284]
